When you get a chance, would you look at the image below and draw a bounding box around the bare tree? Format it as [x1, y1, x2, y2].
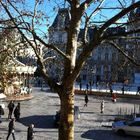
[0, 0, 140, 140]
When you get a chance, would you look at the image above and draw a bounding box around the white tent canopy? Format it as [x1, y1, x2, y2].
[7, 59, 37, 74]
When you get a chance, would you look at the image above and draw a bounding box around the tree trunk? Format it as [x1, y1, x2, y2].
[59, 86, 75, 140]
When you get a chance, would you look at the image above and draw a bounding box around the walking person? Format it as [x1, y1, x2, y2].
[14, 103, 20, 121]
[100, 100, 105, 113]
[79, 82, 82, 90]
[0, 105, 4, 123]
[86, 83, 89, 91]
[112, 93, 117, 102]
[27, 124, 35, 140]
[110, 86, 113, 96]
[84, 91, 89, 107]
[136, 86, 140, 95]
[122, 85, 124, 95]
[8, 101, 15, 119]
[89, 81, 92, 92]
[6, 118, 16, 140]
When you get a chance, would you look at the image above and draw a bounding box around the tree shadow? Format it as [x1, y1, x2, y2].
[81, 129, 140, 140]
[19, 115, 55, 129]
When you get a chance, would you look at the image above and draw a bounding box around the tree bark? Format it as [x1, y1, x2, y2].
[59, 86, 75, 140]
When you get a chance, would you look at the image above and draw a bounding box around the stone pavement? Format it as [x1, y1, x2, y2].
[0, 87, 140, 140]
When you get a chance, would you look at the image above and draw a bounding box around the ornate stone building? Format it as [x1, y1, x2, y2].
[48, 8, 138, 85]
[126, 4, 140, 84]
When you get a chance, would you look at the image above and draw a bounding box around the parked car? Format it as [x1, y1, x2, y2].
[112, 117, 140, 136]
[54, 106, 80, 127]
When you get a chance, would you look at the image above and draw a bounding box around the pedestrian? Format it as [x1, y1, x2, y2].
[89, 81, 92, 92]
[27, 124, 35, 140]
[84, 91, 89, 107]
[112, 93, 117, 102]
[14, 103, 20, 121]
[86, 83, 89, 91]
[137, 86, 140, 95]
[122, 86, 124, 95]
[6, 118, 16, 140]
[100, 100, 104, 113]
[0, 105, 4, 123]
[110, 86, 113, 96]
[79, 82, 82, 90]
[8, 101, 15, 119]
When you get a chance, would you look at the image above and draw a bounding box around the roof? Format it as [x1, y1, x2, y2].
[50, 8, 70, 30]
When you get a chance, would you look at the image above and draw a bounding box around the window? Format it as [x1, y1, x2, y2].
[59, 34, 63, 43]
[130, 121, 140, 126]
[83, 75, 86, 81]
[112, 53, 116, 61]
[98, 54, 101, 60]
[105, 53, 108, 61]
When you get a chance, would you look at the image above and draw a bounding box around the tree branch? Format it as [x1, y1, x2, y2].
[102, 28, 140, 40]
[82, 0, 105, 44]
[0, 1, 61, 94]
[7, 0, 30, 31]
[32, 32, 70, 60]
[66, 0, 72, 5]
[99, 1, 140, 33]
[32, 0, 39, 30]
[105, 41, 140, 66]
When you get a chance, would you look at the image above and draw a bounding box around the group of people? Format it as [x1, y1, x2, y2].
[0, 101, 35, 140]
[0, 105, 4, 123]
[84, 91, 105, 113]
[79, 81, 93, 92]
[6, 118, 35, 140]
[8, 101, 20, 121]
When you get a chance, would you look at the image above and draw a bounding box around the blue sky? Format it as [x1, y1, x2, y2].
[7, 0, 139, 35]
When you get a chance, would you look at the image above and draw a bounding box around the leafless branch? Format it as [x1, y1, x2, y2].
[105, 41, 140, 66]
[6, 0, 30, 31]
[43, 56, 56, 63]
[102, 28, 140, 40]
[99, 1, 140, 33]
[32, 0, 39, 30]
[82, 0, 105, 44]
[32, 32, 70, 60]
[66, 0, 72, 5]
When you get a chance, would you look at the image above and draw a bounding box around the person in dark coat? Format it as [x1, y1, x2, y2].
[84, 91, 89, 107]
[86, 83, 89, 91]
[110, 86, 113, 96]
[100, 100, 105, 113]
[122, 86, 124, 95]
[6, 118, 15, 140]
[27, 124, 35, 140]
[8, 101, 15, 119]
[89, 81, 92, 92]
[79, 82, 82, 90]
[137, 86, 140, 95]
[0, 105, 4, 123]
[14, 103, 20, 121]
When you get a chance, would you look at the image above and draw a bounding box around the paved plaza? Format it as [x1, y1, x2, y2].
[0, 87, 140, 140]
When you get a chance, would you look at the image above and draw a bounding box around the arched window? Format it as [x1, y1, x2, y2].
[112, 52, 116, 61]
[105, 53, 108, 61]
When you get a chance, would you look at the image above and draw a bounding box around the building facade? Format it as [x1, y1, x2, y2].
[126, 4, 140, 84]
[48, 8, 139, 85]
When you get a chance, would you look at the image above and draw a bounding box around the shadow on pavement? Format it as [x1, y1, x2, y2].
[19, 115, 55, 129]
[80, 111, 95, 114]
[81, 129, 140, 140]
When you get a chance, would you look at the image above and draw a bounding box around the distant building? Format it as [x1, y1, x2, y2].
[126, 3, 140, 84]
[48, 7, 140, 85]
